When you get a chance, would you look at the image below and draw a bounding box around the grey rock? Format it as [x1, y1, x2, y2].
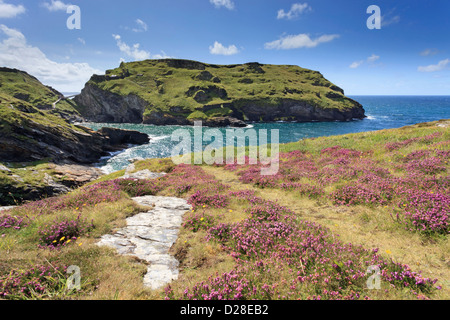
[97, 195, 191, 290]
[0, 164, 11, 172]
[122, 169, 166, 180]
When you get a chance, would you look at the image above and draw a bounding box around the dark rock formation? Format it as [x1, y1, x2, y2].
[97, 127, 150, 145]
[0, 120, 149, 164]
[73, 84, 147, 123]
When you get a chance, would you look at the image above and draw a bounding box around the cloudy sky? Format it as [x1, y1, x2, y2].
[0, 0, 449, 94]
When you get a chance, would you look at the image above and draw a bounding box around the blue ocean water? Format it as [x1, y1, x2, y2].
[82, 96, 450, 173]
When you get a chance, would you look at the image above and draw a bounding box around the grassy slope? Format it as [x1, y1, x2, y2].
[0, 120, 448, 300]
[0, 69, 93, 204]
[0, 68, 80, 118]
[87, 59, 358, 119]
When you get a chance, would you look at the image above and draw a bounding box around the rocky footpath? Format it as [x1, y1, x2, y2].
[98, 195, 191, 290]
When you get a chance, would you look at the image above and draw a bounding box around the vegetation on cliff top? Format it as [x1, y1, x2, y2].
[81, 59, 362, 122]
[1, 120, 448, 300]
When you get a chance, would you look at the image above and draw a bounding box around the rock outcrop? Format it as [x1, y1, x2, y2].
[74, 59, 366, 127]
[0, 121, 149, 164]
[0, 163, 105, 206]
[74, 84, 148, 123]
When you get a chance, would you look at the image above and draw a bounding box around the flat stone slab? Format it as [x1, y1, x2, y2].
[97, 195, 191, 290]
[0, 206, 16, 212]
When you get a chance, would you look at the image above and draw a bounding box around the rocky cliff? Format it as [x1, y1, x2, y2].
[74, 59, 365, 126]
[0, 68, 150, 164]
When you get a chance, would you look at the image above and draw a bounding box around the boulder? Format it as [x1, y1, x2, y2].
[97, 127, 150, 145]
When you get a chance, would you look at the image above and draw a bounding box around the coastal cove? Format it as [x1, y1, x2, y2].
[82, 95, 450, 173]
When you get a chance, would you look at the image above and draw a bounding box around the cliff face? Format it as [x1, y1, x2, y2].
[0, 68, 150, 164]
[74, 83, 147, 123]
[74, 59, 365, 126]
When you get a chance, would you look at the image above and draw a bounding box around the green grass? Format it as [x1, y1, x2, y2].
[1, 120, 448, 300]
[82, 59, 359, 122]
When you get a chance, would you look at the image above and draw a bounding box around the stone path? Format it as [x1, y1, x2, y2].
[0, 206, 16, 212]
[97, 195, 191, 290]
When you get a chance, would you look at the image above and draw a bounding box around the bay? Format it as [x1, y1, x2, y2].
[82, 96, 450, 174]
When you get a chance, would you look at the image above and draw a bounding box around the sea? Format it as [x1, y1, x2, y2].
[80, 96, 450, 174]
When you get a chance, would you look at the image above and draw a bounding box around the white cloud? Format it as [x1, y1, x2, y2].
[381, 9, 400, 27]
[132, 19, 148, 32]
[277, 3, 311, 20]
[418, 59, 450, 73]
[112, 34, 170, 61]
[42, 0, 70, 11]
[0, 0, 25, 18]
[210, 0, 234, 10]
[209, 41, 239, 55]
[77, 37, 85, 45]
[349, 60, 364, 69]
[367, 54, 380, 63]
[420, 48, 439, 56]
[349, 54, 380, 69]
[264, 33, 339, 50]
[0, 24, 101, 92]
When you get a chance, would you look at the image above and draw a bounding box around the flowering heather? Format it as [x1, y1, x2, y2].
[0, 214, 29, 230]
[38, 215, 93, 249]
[405, 157, 446, 175]
[188, 189, 229, 210]
[182, 212, 216, 233]
[395, 190, 449, 235]
[170, 194, 439, 300]
[332, 183, 393, 206]
[320, 146, 363, 158]
[159, 164, 229, 196]
[228, 189, 256, 200]
[0, 264, 67, 299]
[115, 178, 161, 197]
[15, 180, 124, 216]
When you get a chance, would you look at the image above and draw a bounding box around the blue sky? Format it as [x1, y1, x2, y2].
[0, 0, 449, 94]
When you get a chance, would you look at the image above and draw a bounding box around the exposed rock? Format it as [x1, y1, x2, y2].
[43, 173, 70, 194]
[193, 90, 208, 103]
[50, 164, 104, 188]
[0, 164, 11, 172]
[97, 195, 191, 290]
[128, 157, 144, 163]
[122, 169, 166, 180]
[202, 117, 247, 127]
[0, 206, 16, 212]
[186, 85, 228, 101]
[238, 78, 254, 84]
[74, 84, 148, 123]
[235, 98, 365, 122]
[245, 62, 265, 74]
[195, 71, 214, 81]
[0, 164, 104, 206]
[164, 59, 206, 70]
[97, 127, 149, 145]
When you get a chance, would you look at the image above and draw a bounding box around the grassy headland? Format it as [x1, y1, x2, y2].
[74, 59, 365, 125]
